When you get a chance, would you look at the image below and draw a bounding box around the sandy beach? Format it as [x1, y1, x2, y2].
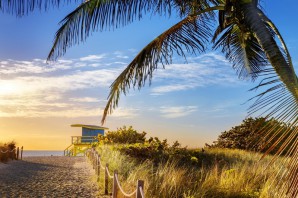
[0, 156, 99, 197]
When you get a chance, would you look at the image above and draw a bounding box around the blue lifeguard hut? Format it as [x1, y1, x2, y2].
[64, 124, 109, 156]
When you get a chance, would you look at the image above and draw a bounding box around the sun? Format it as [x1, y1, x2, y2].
[0, 81, 21, 96]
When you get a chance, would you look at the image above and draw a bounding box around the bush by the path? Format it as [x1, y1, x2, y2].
[98, 126, 146, 144]
[0, 141, 16, 162]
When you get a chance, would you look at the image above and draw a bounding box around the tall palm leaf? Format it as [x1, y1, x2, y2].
[102, 14, 215, 119]
[241, 3, 298, 196]
[0, 0, 75, 16]
[46, 0, 219, 61]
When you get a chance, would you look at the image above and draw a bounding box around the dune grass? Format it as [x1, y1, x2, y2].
[0, 141, 16, 162]
[95, 145, 285, 198]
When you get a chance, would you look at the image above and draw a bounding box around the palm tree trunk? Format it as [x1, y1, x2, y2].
[242, 3, 298, 101]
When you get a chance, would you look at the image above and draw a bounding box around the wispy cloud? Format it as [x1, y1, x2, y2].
[150, 53, 244, 95]
[160, 106, 198, 118]
[79, 54, 106, 61]
[69, 97, 101, 103]
[111, 107, 139, 118]
[0, 59, 72, 75]
[0, 53, 125, 118]
[0, 51, 239, 119]
[151, 84, 196, 95]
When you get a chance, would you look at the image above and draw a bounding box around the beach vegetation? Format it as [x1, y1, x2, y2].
[95, 143, 283, 198]
[92, 127, 284, 197]
[98, 126, 146, 144]
[211, 117, 296, 155]
[0, 141, 16, 162]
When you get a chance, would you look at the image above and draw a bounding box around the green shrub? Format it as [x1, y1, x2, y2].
[99, 126, 146, 144]
[211, 117, 295, 155]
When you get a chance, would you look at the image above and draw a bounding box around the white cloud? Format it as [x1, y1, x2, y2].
[69, 97, 101, 103]
[113, 51, 130, 59]
[116, 55, 129, 59]
[0, 100, 138, 118]
[0, 52, 125, 118]
[160, 106, 198, 118]
[0, 59, 76, 75]
[110, 107, 139, 118]
[150, 53, 243, 95]
[0, 52, 240, 119]
[0, 69, 119, 96]
[151, 84, 196, 95]
[79, 54, 106, 61]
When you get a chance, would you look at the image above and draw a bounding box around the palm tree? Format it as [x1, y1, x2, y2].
[1, 0, 298, 196]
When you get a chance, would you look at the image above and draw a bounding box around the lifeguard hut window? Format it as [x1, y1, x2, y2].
[71, 124, 109, 143]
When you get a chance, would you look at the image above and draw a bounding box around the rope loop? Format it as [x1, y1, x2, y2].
[106, 166, 114, 179]
[139, 186, 145, 198]
[115, 173, 137, 197]
[0, 148, 16, 153]
[85, 148, 145, 198]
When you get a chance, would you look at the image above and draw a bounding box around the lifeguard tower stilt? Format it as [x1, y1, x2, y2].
[64, 124, 108, 156]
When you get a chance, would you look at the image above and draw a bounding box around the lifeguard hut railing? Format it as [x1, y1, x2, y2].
[71, 136, 98, 144]
[64, 136, 98, 156]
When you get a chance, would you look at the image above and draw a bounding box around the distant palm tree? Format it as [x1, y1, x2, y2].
[1, 0, 298, 196]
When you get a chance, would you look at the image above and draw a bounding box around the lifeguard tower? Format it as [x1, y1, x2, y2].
[64, 124, 108, 156]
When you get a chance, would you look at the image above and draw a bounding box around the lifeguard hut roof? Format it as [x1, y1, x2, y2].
[71, 124, 109, 130]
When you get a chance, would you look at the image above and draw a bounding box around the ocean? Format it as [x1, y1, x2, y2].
[22, 150, 64, 157]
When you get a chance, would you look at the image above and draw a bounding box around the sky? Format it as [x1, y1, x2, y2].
[0, 1, 297, 150]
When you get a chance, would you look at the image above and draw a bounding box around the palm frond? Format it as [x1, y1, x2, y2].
[212, 24, 269, 80]
[259, 10, 294, 70]
[0, 0, 74, 16]
[172, 0, 220, 17]
[242, 3, 298, 197]
[47, 0, 157, 61]
[101, 14, 213, 124]
[248, 71, 298, 197]
[47, 0, 220, 61]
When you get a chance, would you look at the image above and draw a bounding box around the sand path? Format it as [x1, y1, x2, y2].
[0, 156, 100, 197]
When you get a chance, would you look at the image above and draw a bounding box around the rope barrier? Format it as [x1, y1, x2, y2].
[96, 156, 106, 170]
[100, 163, 105, 170]
[106, 166, 114, 179]
[115, 174, 137, 197]
[139, 186, 145, 198]
[0, 148, 16, 153]
[86, 148, 145, 198]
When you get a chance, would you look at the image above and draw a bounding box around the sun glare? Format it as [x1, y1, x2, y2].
[0, 81, 22, 96]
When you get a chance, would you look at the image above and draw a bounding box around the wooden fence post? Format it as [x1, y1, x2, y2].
[97, 155, 100, 182]
[92, 149, 94, 169]
[136, 180, 144, 198]
[112, 170, 118, 198]
[105, 163, 109, 195]
[21, 146, 23, 160]
[95, 153, 98, 174]
[93, 150, 96, 170]
[94, 152, 97, 170]
[16, 147, 19, 160]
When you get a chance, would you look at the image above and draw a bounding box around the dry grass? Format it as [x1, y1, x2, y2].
[95, 146, 285, 198]
[0, 141, 16, 162]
